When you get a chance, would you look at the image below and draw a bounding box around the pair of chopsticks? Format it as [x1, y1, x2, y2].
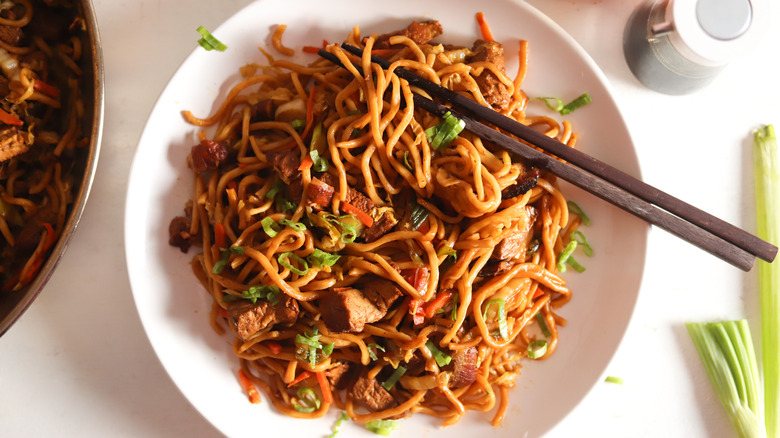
[317, 43, 777, 271]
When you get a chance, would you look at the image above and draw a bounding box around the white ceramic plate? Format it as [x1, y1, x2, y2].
[125, 0, 647, 436]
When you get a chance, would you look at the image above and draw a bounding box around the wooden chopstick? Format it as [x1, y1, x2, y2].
[317, 47, 776, 271]
[339, 43, 777, 265]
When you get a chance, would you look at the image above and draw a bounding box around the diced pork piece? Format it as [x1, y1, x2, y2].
[320, 277, 402, 333]
[325, 362, 352, 389]
[250, 100, 275, 123]
[306, 177, 335, 210]
[501, 168, 540, 200]
[227, 295, 299, 341]
[168, 216, 192, 253]
[449, 346, 478, 388]
[190, 139, 229, 172]
[478, 260, 513, 278]
[344, 186, 374, 216]
[491, 206, 537, 260]
[0, 24, 22, 46]
[349, 376, 396, 411]
[0, 127, 29, 162]
[287, 177, 303, 203]
[265, 148, 301, 183]
[375, 20, 443, 49]
[468, 40, 511, 111]
[362, 210, 397, 242]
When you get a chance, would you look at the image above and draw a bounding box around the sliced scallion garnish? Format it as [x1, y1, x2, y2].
[566, 201, 591, 226]
[261, 216, 281, 237]
[527, 339, 548, 359]
[292, 387, 321, 413]
[409, 199, 430, 230]
[425, 340, 451, 367]
[425, 111, 465, 150]
[242, 284, 281, 305]
[278, 252, 309, 275]
[381, 365, 407, 391]
[482, 299, 509, 340]
[556, 241, 578, 273]
[365, 419, 399, 436]
[196, 25, 228, 52]
[307, 248, 341, 268]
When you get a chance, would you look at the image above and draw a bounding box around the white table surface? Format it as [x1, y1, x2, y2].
[1, 0, 778, 436]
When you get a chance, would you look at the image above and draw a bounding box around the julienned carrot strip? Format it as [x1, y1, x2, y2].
[298, 152, 313, 171]
[316, 371, 333, 404]
[475, 12, 494, 42]
[33, 80, 60, 99]
[301, 85, 317, 140]
[266, 341, 283, 355]
[302, 46, 321, 54]
[213, 222, 226, 248]
[340, 202, 374, 227]
[238, 370, 262, 404]
[409, 299, 425, 325]
[370, 49, 397, 57]
[287, 370, 313, 387]
[0, 108, 22, 126]
[424, 289, 454, 318]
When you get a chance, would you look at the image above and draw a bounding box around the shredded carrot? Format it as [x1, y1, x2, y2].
[409, 299, 425, 325]
[340, 202, 374, 227]
[316, 371, 333, 404]
[370, 49, 397, 57]
[266, 341, 283, 355]
[424, 289, 454, 318]
[298, 152, 313, 171]
[403, 267, 429, 293]
[213, 222, 226, 248]
[301, 46, 320, 54]
[238, 370, 262, 404]
[33, 80, 60, 99]
[288, 370, 314, 387]
[475, 12, 494, 42]
[218, 307, 228, 319]
[0, 108, 23, 126]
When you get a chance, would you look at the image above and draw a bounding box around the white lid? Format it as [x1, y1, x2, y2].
[664, 0, 770, 66]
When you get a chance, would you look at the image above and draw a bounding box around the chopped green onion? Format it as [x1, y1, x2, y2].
[425, 340, 451, 367]
[291, 118, 305, 130]
[279, 218, 307, 232]
[381, 365, 407, 391]
[307, 248, 341, 268]
[402, 151, 414, 172]
[365, 419, 399, 436]
[276, 196, 298, 214]
[322, 342, 335, 356]
[329, 412, 350, 438]
[450, 292, 459, 322]
[309, 149, 329, 172]
[295, 328, 322, 367]
[293, 387, 322, 413]
[566, 256, 586, 273]
[346, 110, 362, 116]
[220, 293, 239, 302]
[261, 216, 281, 237]
[322, 213, 360, 243]
[532, 96, 564, 112]
[196, 26, 228, 52]
[536, 312, 551, 338]
[556, 241, 578, 273]
[212, 256, 228, 274]
[278, 252, 309, 275]
[570, 230, 594, 257]
[265, 180, 284, 200]
[243, 285, 281, 305]
[605, 376, 624, 385]
[482, 299, 508, 340]
[425, 111, 465, 150]
[229, 246, 245, 255]
[437, 246, 457, 262]
[527, 339, 547, 359]
[566, 201, 590, 226]
[367, 343, 385, 361]
[409, 199, 430, 230]
[686, 321, 764, 438]
[560, 92, 592, 115]
[754, 124, 779, 437]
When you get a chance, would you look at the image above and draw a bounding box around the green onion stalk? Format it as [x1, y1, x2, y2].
[755, 125, 779, 438]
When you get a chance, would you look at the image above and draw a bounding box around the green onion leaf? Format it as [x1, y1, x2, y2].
[261, 216, 281, 237]
[293, 387, 322, 413]
[686, 321, 764, 438]
[566, 256, 586, 273]
[425, 340, 451, 367]
[536, 312, 551, 338]
[365, 419, 399, 436]
[212, 257, 228, 274]
[754, 125, 780, 438]
[367, 343, 385, 361]
[381, 366, 407, 391]
[409, 199, 430, 230]
[566, 201, 591, 226]
[437, 246, 457, 262]
[605, 376, 624, 385]
[329, 412, 350, 438]
[229, 246, 245, 255]
[279, 218, 307, 232]
[402, 151, 414, 172]
[450, 292, 459, 321]
[560, 92, 592, 115]
[196, 26, 228, 52]
[265, 180, 284, 200]
[278, 252, 309, 275]
[309, 149, 329, 172]
[527, 339, 547, 359]
[322, 342, 335, 356]
[307, 248, 341, 268]
[570, 230, 594, 257]
[532, 96, 564, 112]
[482, 299, 508, 340]
[556, 241, 578, 273]
[425, 111, 465, 150]
[243, 285, 281, 305]
[321, 213, 361, 243]
[291, 118, 305, 130]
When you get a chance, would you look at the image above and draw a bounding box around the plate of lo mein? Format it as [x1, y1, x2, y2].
[125, 0, 647, 436]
